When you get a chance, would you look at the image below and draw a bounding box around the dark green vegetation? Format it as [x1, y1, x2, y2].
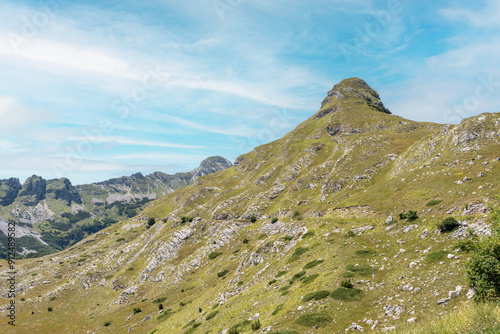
[295, 312, 332, 327]
[399, 210, 419, 222]
[438, 217, 460, 232]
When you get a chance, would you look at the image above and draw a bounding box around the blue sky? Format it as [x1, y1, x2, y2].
[1, 0, 499, 185]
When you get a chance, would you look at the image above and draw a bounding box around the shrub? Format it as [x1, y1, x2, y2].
[251, 320, 262, 330]
[295, 312, 332, 327]
[48, 307, 53, 312]
[302, 231, 315, 239]
[270, 331, 298, 334]
[268, 279, 277, 285]
[104, 321, 111, 327]
[399, 210, 419, 222]
[292, 210, 303, 220]
[258, 234, 267, 240]
[228, 329, 239, 334]
[341, 271, 355, 278]
[438, 217, 460, 232]
[455, 239, 477, 252]
[133, 308, 142, 314]
[271, 218, 279, 224]
[289, 271, 306, 284]
[181, 216, 193, 223]
[229, 320, 252, 333]
[206, 310, 219, 320]
[426, 251, 449, 262]
[147, 217, 156, 227]
[346, 264, 377, 276]
[426, 199, 443, 206]
[116, 238, 125, 242]
[283, 235, 293, 241]
[217, 269, 229, 277]
[302, 290, 330, 302]
[301, 274, 319, 284]
[330, 287, 364, 301]
[288, 247, 309, 263]
[208, 252, 223, 259]
[250, 215, 257, 223]
[157, 310, 172, 322]
[276, 270, 288, 278]
[243, 238, 249, 244]
[158, 304, 163, 310]
[345, 230, 356, 238]
[152, 297, 167, 304]
[271, 304, 283, 316]
[467, 234, 500, 302]
[340, 279, 354, 288]
[303, 259, 324, 269]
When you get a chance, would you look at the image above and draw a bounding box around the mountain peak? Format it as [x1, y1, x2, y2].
[315, 78, 391, 119]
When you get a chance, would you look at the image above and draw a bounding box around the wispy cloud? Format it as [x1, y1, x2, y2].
[440, 0, 500, 28]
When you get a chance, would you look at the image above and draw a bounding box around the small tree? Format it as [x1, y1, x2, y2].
[438, 217, 460, 232]
[292, 210, 303, 220]
[271, 217, 278, 224]
[158, 303, 163, 310]
[147, 217, 156, 228]
[399, 210, 418, 222]
[251, 319, 261, 330]
[466, 195, 500, 302]
[250, 215, 257, 223]
[340, 279, 354, 289]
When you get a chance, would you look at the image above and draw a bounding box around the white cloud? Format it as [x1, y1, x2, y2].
[440, 0, 500, 28]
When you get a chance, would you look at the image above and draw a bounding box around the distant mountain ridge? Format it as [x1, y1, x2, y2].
[0, 156, 232, 258]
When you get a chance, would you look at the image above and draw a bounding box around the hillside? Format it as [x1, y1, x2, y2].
[1, 78, 499, 334]
[0, 156, 232, 258]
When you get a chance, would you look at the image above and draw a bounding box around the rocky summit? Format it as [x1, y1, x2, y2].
[1, 78, 500, 333]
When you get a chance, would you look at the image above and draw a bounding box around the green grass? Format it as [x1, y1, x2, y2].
[355, 249, 376, 256]
[426, 199, 443, 206]
[302, 290, 330, 302]
[270, 331, 298, 334]
[208, 252, 223, 259]
[302, 231, 315, 239]
[288, 247, 309, 263]
[330, 287, 364, 301]
[303, 259, 324, 269]
[341, 271, 355, 277]
[271, 304, 284, 316]
[346, 264, 377, 276]
[276, 270, 288, 278]
[229, 320, 253, 333]
[301, 273, 320, 284]
[206, 310, 219, 320]
[426, 251, 449, 262]
[295, 312, 333, 327]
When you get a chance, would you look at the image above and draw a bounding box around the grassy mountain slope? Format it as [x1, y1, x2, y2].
[1, 78, 499, 334]
[0, 156, 232, 258]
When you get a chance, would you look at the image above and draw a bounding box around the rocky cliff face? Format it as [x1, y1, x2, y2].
[0, 177, 21, 206]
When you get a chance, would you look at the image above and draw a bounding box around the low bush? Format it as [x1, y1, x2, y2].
[303, 259, 324, 269]
[438, 217, 460, 232]
[301, 273, 320, 284]
[330, 287, 364, 301]
[288, 247, 309, 263]
[295, 312, 332, 327]
[208, 252, 223, 259]
[399, 210, 419, 222]
[217, 269, 229, 278]
[206, 310, 219, 321]
[133, 308, 142, 314]
[302, 231, 315, 239]
[276, 270, 288, 278]
[271, 304, 284, 316]
[426, 199, 443, 206]
[271, 218, 279, 224]
[251, 320, 262, 330]
[104, 321, 111, 327]
[340, 279, 354, 288]
[302, 290, 330, 302]
[268, 279, 277, 285]
[292, 210, 303, 220]
[152, 297, 167, 304]
[289, 271, 306, 284]
[250, 215, 257, 223]
[269, 331, 298, 334]
[346, 264, 377, 276]
[341, 271, 355, 278]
